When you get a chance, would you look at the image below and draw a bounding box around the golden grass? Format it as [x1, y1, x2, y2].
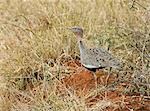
[0, 0, 150, 111]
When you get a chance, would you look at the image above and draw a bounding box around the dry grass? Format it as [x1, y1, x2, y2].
[0, 0, 150, 111]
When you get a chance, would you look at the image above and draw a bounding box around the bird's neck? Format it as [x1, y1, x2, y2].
[76, 34, 85, 53]
[78, 39, 85, 53]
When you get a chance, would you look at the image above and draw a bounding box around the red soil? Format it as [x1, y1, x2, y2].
[57, 60, 150, 111]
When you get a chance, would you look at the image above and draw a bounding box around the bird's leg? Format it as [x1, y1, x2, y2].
[105, 67, 112, 85]
[93, 72, 98, 94]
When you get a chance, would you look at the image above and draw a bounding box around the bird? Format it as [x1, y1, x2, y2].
[68, 26, 122, 87]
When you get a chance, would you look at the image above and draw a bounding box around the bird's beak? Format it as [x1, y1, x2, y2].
[67, 27, 72, 31]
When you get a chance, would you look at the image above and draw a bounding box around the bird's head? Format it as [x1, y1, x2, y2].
[68, 26, 83, 38]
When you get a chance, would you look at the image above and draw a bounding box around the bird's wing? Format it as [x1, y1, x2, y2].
[80, 48, 108, 68]
[89, 48, 122, 69]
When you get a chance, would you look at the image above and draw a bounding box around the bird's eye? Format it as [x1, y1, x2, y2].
[73, 28, 77, 31]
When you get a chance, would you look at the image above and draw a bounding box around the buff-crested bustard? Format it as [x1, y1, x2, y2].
[68, 26, 122, 87]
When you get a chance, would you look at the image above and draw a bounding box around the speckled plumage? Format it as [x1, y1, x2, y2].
[68, 26, 122, 71]
[79, 41, 122, 69]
